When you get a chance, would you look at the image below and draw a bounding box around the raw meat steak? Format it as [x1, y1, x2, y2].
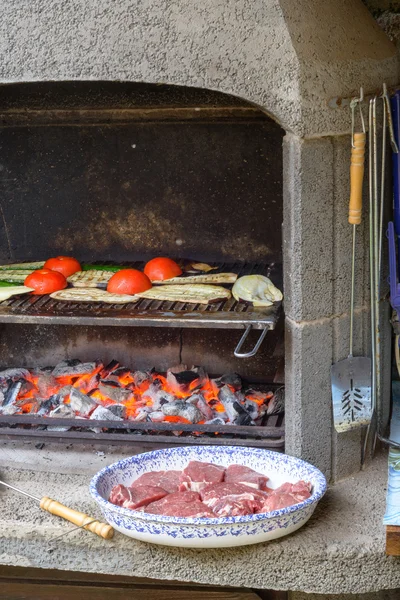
[179, 460, 225, 492]
[130, 469, 181, 493]
[225, 464, 269, 490]
[212, 495, 260, 517]
[144, 491, 200, 513]
[146, 500, 215, 517]
[257, 480, 312, 513]
[158, 470, 181, 493]
[130, 470, 165, 489]
[109, 484, 130, 507]
[200, 482, 267, 510]
[117, 485, 167, 510]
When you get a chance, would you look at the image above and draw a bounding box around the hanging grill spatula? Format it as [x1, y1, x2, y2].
[331, 91, 372, 433]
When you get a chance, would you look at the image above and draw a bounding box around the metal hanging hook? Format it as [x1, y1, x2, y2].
[350, 87, 366, 148]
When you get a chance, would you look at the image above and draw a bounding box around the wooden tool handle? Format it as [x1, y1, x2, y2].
[40, 496, 114, 539]
[348, 132, 366, 225]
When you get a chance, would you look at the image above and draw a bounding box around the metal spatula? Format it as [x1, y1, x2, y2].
[331, 97, 372, 433]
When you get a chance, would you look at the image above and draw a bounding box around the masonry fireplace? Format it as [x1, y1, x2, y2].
[0, 82, 285, 450]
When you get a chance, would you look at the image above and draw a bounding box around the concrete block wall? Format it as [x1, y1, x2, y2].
[283, 132, 391, 481]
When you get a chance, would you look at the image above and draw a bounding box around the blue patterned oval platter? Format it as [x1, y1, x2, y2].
[90, 446, 327, 547]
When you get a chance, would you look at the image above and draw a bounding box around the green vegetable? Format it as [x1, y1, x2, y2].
[82, 264, 124, 272]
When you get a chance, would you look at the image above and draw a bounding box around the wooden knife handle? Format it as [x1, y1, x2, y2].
[40, 496, 114, 539]
[348, 132, 366, 225]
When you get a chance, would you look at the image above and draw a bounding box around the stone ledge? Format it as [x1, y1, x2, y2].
[0, 443, 398, 595]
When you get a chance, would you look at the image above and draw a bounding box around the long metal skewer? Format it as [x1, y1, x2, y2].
[0, 479, 41, 501]
[363, 98, 377, 465]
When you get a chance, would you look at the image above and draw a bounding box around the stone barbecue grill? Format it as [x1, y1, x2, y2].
[0, 1, 399, 598]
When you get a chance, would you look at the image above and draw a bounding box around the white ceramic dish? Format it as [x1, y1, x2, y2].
[90, 446, 327, 548]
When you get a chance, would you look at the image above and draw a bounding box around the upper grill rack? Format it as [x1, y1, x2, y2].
[0, 261, 282, 330]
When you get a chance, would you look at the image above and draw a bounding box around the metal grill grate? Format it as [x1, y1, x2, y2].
[0, 262, 282, 329]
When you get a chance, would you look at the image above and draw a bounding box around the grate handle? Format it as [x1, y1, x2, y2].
[234, 325, 269, 358]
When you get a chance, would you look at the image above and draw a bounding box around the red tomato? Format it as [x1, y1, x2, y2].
[107, 269, 152, 295]
[25, 269, 67, 295]
[44, 256, 82, 278]
[144, 257, 182, 281]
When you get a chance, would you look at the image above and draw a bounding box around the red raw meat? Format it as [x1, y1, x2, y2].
[179, 461, 225, 492]
[130, 470, 165, 488]
[158, 470, 182, 493]
[155, 490, 200, 506]
[146, 500, 215, 517]
[130, 469, 181, 493]
[225, 464, 269, 490]
[119, 485, 168, 510]
[212, 495, 260, 517]
[257, 480, 312, 513]
[200, 482, 267, 510]
[109, 484, 130, 507]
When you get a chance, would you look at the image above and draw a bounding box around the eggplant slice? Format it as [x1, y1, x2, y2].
[137, 284, 231, 304]
[67, 270, 113, 288]
[152, 273, 237, 285]
[50, 288, 137, 304]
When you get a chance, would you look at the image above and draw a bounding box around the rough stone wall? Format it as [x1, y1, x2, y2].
[364, 0, 400, 54]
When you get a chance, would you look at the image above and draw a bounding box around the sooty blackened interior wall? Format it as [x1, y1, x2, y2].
[0, 83, 284, 383]
[0, 82, 283, 264]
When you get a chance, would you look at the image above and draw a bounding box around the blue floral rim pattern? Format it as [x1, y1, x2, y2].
[89, 446, 327, 526]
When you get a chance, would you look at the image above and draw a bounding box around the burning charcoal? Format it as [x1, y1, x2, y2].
[213, 373, 242, 391]
[36, 373, 57, 397]
[107, 404, 127, 419]
[98, 381, 132, 403]
[32, 366, 54, 375]
[19, 379, 36, 396]
[219, 385, 254, 426]
[162, 401, 203, 424]
[266, 387, 285, 415]
[190, 365, 208, 380]
[52, 360, 97, 378]
[243, 399, 259, 420]
[1, 403, 19, 415]
[37, 398, 56, 416]
[47, 404, 75, 430]
[190, 393, 213, 420]
[104, 367, 132, 384]
[133, 370, 151, 387]
[205, 417, 226, 425]
[90, 405, 123, 422]
[167, 370, 199, 386]
[2, 380, 23, 408]
[49, 404, 75, 418]
[134, 408, 152, 422]
[0, 368, 30, 382]
[89, 405, 123, 432]
[149, 411, 165, 422]
[69, 388, 98, 416]
[143, 384, 174, 410]
[99, 360, 120, 379]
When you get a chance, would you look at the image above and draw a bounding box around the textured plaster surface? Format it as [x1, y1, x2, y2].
[0, 443, 398, 595]
[0, 0, 397, 136]
[285, 318, 333, 478]
[290, 591, 400, 600]
[283, 132, 392, 480]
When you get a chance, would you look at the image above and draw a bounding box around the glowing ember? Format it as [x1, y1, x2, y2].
[0, 361, 282, 427]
